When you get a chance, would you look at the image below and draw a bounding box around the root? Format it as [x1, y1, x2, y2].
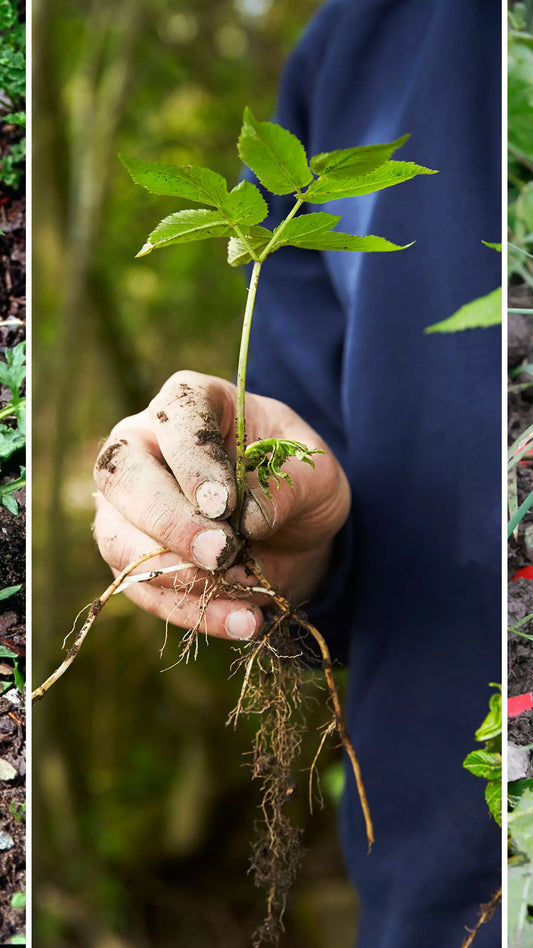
[31, 547, 168, 703]
[34, 541, 374, 947]
[241, 553, 374, 852]
[461, 888, 502, 948]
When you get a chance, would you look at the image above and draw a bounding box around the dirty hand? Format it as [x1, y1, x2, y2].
[93, 370, 351, 642]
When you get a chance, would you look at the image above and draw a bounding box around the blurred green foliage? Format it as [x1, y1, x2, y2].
[34, 1, 359, 945]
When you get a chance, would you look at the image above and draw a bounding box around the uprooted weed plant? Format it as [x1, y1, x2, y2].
[33, 109, 437, 944]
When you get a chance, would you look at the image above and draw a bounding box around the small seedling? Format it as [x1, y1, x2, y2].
[34, 108, 437, 944]
[0, 342, 26, 515]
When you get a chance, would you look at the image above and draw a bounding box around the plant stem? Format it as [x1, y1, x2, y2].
[235, 259, 262, 521]
[259, 196, 303, 261]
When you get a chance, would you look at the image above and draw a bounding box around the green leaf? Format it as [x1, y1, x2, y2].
[245, 438, 324, 498]
[227, 226, 272, 267]
[277, 230, 412, 254]
[0, 342, 25, 399]
[10, 892, 25, 909]
[310, 133, 410, 176]
[0, 423, 25, 461]
[474, 684, 502, 742]
[13, 658, 23, 693]
[223, 180, 268, 226]
[462, 750, 501, 780]
[305, 160, 438, 204]
[273, 211, 341, 242]
[0, 645, 17, 658]
[0, 585, 21, 601]
[482, 240, 501, 251]
[137, 209, 233, 256]
[485, 779, 502, 826]
[120, 155, 229, 207]
[7, 936, 26, 944]
[424, 286, 502, 333]
[238, 106, 313, 195]
[508, 487, 533, 537]
[510, 789, 533, 858]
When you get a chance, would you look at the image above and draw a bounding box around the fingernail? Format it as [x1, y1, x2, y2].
[226, 609, 257, 640]
[249, 488, 275, 527]
[192, 529, 232, 570]
[196, 480, 228, 519]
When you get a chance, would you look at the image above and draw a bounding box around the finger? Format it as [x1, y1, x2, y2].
[114, 568, 263, 641]
[94, 433, 238, 570]
[94, 496, 206, 591]
[148, 370, 238, 519]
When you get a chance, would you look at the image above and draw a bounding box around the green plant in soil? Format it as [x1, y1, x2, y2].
[0, 342, 25, 515]
[0, 0, 25, 190]
[34, 108, 437, 945]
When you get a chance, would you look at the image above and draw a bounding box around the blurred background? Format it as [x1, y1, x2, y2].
[33, 0, 360, 945]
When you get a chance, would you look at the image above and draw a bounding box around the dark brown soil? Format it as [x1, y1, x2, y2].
[0, 172, 26, 939]
[508, 283, 533, 757]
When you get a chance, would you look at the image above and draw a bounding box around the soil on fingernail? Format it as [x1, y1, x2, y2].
[95, 439, 128, 474]
[156, 411, 168, 423]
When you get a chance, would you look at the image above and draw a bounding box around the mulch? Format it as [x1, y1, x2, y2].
[508, 283, 533, 771]
[0, 182, 26, 943]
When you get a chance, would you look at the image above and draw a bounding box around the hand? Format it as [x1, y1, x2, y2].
[93, 370, 351, 642]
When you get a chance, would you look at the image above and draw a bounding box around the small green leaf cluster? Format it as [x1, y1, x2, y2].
[244, 438, 324, 498]
[462, 684, 502, 825]
[0, 342, 26, 515]
[122, 106, 436, 265]
[0, 0, 25, 190]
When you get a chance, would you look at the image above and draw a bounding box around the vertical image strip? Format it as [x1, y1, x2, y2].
[0, 0, 26, 944]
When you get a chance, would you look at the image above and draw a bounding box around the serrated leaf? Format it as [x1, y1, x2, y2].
[273, 211, 341, 242]
[310, 133, 409, 177]
[227, 226, 272, 267]
[425, 286, 502, 333]
[238, 106, 313, 195]
[462, 750, 501, 780]
[305, 160, 438, 203]
[138, 209, 233, 255]
[485, 779, 502, 825]
[224, 180, 268, 226]
[120, 155, 229, 207]
[277, 230, 412, 253]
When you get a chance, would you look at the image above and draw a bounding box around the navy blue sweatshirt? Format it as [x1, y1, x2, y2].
[245, 2, 501, 945]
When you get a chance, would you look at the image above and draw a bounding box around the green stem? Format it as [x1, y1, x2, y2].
[0, 398, 24, 422]
[232, 222, 257, 260]
[259, 196, 303, 261]
[235, 259, 262, 522]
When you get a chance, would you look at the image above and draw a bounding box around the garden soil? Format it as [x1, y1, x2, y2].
[0, 185, 26, 942]
[509, 283, 533, 776]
